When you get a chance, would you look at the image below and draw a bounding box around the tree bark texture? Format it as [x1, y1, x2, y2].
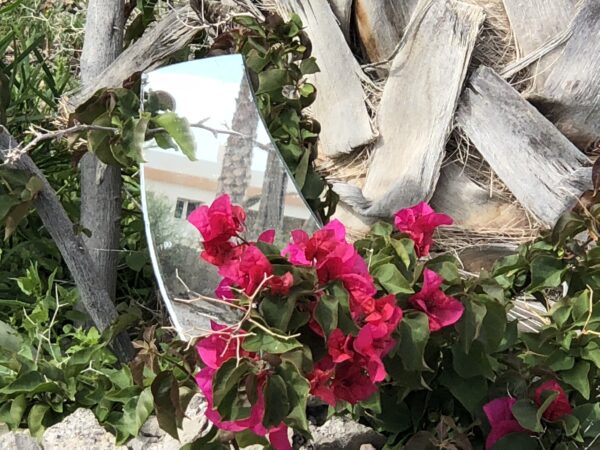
[79, 0, 125, 301]
[0, 128, 134, 361]
[217, 78, 259, 204]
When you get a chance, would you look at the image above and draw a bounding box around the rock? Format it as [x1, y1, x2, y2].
[42, 408, 126, 450]
[303, 416, 386, 450]
[0, 430, 41, 450]
[127, 394, 208, 450]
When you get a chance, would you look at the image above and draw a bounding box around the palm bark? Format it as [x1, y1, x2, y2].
[217, 78, 258, 204]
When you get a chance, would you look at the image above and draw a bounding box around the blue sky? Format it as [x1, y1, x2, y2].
[143, 54, 270, 170]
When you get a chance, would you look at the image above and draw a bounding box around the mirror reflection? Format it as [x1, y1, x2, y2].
[140, 55, 320, 340]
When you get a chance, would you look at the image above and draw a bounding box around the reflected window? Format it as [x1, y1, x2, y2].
[186, 201, 200, 218]
[174, 199, 185, 219]
[174, 198, 202, 219]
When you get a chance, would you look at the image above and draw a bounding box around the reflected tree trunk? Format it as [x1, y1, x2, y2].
[217, 78, 258, 204]
[253, 149, 288, 235]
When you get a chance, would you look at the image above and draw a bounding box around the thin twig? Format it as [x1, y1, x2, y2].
[2, 124, 119, 164]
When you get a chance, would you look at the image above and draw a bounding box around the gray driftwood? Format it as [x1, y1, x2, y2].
[430, 163, 528, 230]
[356, 0, 484, 217]
[502, 0, 577, 56]
[456, 67, 591, 227]
[79, 0, 126, 302]
[327, 0, 353, 40]
[531, 0, 600, 150]
[68, 6, 204, 111]
[355, 0, 407, 62]
[0, 128, 134, 361]
[275, 0, 375, 156]
[502, 0, 578, 87]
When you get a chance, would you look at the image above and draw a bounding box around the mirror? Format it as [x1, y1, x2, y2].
[140, 55, 321, 340]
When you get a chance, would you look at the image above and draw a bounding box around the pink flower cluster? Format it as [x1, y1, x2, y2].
[483, 380, 573, 449]
[188, 195, 458, 449]
[394, 201, 453, 257]
[188, 195, 292, 299]
[195, 322, 291, 450]
[283, 221, 403, 405]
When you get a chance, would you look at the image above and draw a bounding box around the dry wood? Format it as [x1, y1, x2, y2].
[502, 0, 578, 87]
[355, 0, 406, 62]
[531, 0, 600, 150]
[79, 0, 125, 303]
[68, 6, 204, 111]
[274, 0, 375, 156]
[0, 128, 134, 361]
[327, 0, 353, 40]
[430, 163, 528, 229]
[358, 0, 484, 217]
[456, 67, 591, 227]
[502, 0, 577, 56]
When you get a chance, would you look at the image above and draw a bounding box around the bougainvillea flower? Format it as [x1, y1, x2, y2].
[409, 269, 464, 332]
[281, 230, 310, 265]
[195, 368, 291, 450]
[483, 397, 527, 450]
[196, 321, 246, 369]
[188, 194, 246, 243]
[201, 240, 244, 266]
[535, 380, 573, 422]
[258, 229, 276, 244]
[282, 220, 370, 284]
[269, 272, 294, 296]
[327, 329, 355, 363]
[394, 202, 452, 256]
[308, 357, 336, 406]
[219, 245, 272, 295]
[352, 328, 387, 382]
[363, 294, 403, 338]
[332, 361, 378, 404]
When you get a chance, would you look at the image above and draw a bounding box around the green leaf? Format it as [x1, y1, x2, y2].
[456, 298, 487, 353]
[529, 255, 566, 292]
[397, 313, 429, 371]
[152, 112, 196, 160]
[426, 255, 460, 284]
[581, 341, 600, 368]
[371, 222, 393, 238]
[572, 403, 600, 437]
[452, 340, 494, 379]
[439, 371, 487, 414]
[299, 58, 319, 75]
[278, 361, 310, 433]
[372, 263, 414, 294]
[87, 112, 120, 166]
[0, 319, 23, 353]
[256, 69, 288, 95]
[242, 332, 302, 354]
[27, 404, 51, 438]
[314, 293, 338, 338]
[492, 433, 540, 450]
[151, 371, 181, 439]
[390, 238, 415, 269]
[0, 371, 60, 395]
[512, 399, 547, 432]
[262, 374, 289, 428]
[212, 359, 253, 421]
[561, 361, 590, 399]
[126, 252, 147, 272]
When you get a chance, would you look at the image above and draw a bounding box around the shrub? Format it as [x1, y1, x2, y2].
[185, 194, 600, 450]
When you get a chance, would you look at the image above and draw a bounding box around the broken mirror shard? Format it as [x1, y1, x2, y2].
[140, 55, 321, 340]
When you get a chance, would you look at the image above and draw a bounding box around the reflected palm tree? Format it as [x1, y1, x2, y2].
[217, 78, 258, 204]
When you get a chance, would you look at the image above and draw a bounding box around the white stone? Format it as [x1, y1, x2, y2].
[42, 408, 126, 450]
